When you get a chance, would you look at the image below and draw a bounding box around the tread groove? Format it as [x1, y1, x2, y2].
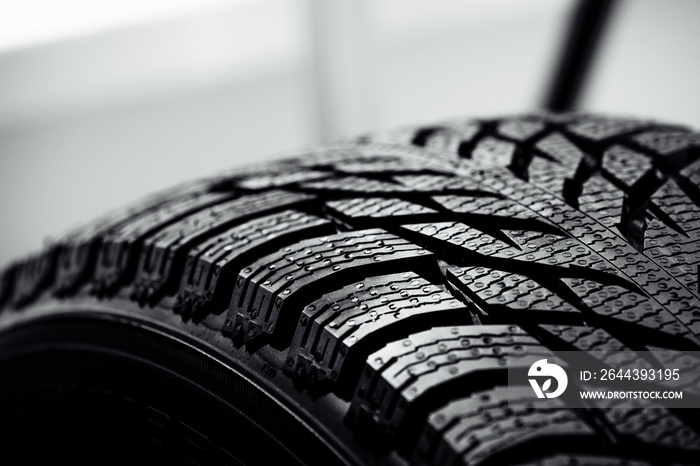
[4, 112, 700, 466]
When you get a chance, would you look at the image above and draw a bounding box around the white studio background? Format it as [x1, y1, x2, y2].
[0, 0, 698, 267]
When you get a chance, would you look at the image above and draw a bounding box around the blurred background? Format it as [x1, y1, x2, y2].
[0, 0, 699, 267]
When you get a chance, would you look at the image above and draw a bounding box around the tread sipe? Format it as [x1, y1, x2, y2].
[2, 112, 700, 465]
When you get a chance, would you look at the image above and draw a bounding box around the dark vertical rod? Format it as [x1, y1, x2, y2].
[545, 0, 619, 111]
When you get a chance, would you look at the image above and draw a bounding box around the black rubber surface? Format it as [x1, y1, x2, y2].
[2, 112, 700, 465]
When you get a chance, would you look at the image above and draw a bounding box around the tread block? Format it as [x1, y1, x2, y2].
[421, 124, 484, 158]
[413, 388, 595, 466]
[448, 266, 577, 314]
[470, 137, 516, 168]
[601, 145, 652, 188]
[236, 170, 331, 190]
[562, 277, 678, 328]
[599, 399, 700, 454]
[392, 176, 506, 207]
[538, 325, 673, 377]
[448, 259, 686, 339]
[566, 118, 654, 142]
[677, 158, 700, 205]
[432, 194, 537, 219]
[346, 325, 553, 446]
[175, 210, 332, 318]
[497, 119, 550, 180]
[12, 249, 58, 307]
[430, 194, 568, 245]
[299, 172, 491, 199]
[632, 130, 700, 157]
[531, 133, 586, 194]
[300, 151, 408, 168]
[391, 172, 498, 194]
[54, 239, 102, 296]
[523, 111, 582, 125]
[222, 229, 434, 344]
[130, 191, 314, 305]
[497, 119, 546, 142]
[405, 119, 492, 163]
[400, 221, 524, 259]
[646, 180, 700, 292]
[587, 243, 700, 337]
[304, 151, 438, 171]
[299, 176, 420, 196]
[285, 272, 468, 390]
[578, 177, 624, 231]
[648, 349, 700, 397]
[402, 218, 593, 269]
[325, 198, 436, 222]
[54, 183, 211, 295]
[539, 325, 638, 361]
[91, 191, 234, 296]
[333, 157, 455, 177]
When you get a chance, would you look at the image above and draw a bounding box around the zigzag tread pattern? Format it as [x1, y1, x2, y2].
[412, 387, 596, 466]
[2, 114, 700, 466]
[373, 114, 700, 308]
